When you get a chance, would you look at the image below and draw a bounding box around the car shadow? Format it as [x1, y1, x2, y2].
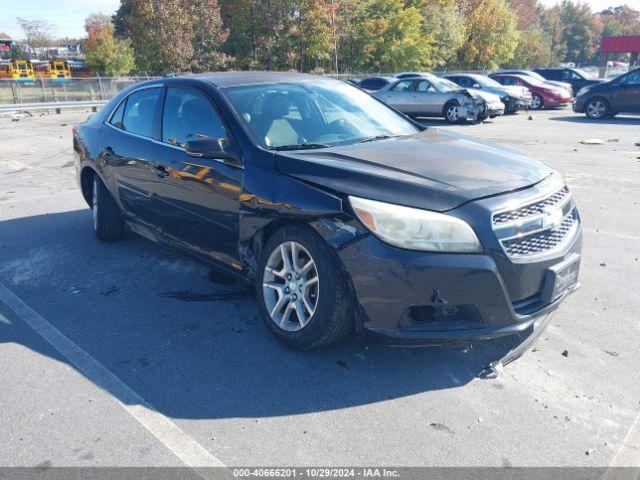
[0, 209, 533, 420]
[549, 115, 640, 125]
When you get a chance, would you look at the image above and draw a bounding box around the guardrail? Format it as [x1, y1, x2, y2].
[0, 76, 158, 105]
[0, 100, 107, 113]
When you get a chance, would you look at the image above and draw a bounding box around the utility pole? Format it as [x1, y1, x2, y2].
[331, 0, 339, 75]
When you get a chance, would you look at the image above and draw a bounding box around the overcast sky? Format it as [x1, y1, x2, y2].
[2, 0, 640, 40]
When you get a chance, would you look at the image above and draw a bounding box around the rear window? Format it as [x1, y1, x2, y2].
[121, 88, 161, 138]
[109, 100, 126, 129]
[360, 79, 386, 90]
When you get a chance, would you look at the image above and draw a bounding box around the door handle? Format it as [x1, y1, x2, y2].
[150, 163, 169, 177]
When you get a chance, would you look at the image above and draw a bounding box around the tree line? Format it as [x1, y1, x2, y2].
[5, 0, 640, 76]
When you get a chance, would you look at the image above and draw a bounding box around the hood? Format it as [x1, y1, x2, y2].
[469, 89, 502, 103]
[275, 129, 553, 212]
[577, 80, 606, 96]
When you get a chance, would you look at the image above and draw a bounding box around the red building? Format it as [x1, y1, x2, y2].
[600, 35, 640, 74]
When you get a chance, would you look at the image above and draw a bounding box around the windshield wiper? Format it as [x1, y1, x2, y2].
[271, 143, 330, 151]
[356, 134, 395, 144]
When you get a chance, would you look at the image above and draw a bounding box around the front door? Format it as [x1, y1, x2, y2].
[611, 70, 640, 113]
[151, 85, 244, 269]
[413, 79, 444, 115]
[383, 79, 415, 113]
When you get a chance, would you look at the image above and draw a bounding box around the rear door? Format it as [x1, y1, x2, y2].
[611, 70, 640, 113]
[150, 84, 244, 268]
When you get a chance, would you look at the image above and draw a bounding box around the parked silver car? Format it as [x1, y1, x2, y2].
[372, 75, 491, 123]
[445, 73, 532, 114]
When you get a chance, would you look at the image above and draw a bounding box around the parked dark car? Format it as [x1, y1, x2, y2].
[573, 67, 640, 119]
[490, 73, 572, 110]
[535, 67, 602, 93]
[74, 72, 582, 351]
[358, 76, 395, 91]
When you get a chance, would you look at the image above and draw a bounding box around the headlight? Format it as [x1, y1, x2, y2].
[576, 87, 590, 97]
[349, 196, 482, 253]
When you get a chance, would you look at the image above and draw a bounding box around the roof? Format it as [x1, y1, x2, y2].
[602, 35, 640, 53]
[186, 71, 323, 87]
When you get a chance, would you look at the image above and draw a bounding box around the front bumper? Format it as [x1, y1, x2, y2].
[573, 98, 586, 113]
[486, 102, 505, 117]
[338, 181, 582, 345]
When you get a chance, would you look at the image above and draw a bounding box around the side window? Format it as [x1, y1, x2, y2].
[122, 88, 161, 138]
[109, 99, 126, 129]
[162, 86, 228, 148]
[391, 80, 414, 92]
[453, 77, 468, 87]
[416, 80, 431, 92]
[621, 71, 640, 86]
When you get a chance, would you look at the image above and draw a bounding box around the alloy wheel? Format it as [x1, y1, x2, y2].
[262, 241, 319, 332]
[446, 105, 460, 122]
[531, 94, 543, 110]
[586, 100, 606, 119]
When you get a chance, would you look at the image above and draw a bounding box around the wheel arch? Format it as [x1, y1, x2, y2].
[587, 95, 610, 109]
[80, 166, 99, 207]
[442, 99, 460, 117]
[239, 214, 367, 282]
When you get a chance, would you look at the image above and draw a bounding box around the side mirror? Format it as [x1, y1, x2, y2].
[185, 137, 240, 165]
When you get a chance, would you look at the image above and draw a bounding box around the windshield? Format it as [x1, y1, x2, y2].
[475, 76, 503, 88]
[222, 80, 419, 149]
[527, 71, 546, 82]
[429, 77, 462, 93]
[520, 76, 544, 87]
[576, 69, 594, 80]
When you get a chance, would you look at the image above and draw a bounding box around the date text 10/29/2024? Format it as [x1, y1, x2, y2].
[233, 468, 401, 478]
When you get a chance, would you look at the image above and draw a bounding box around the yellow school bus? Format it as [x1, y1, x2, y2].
[47, 61, 72, 81]
[0, 60, 36, 82]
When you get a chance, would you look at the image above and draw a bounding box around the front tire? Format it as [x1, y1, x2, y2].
[585, 98, 609, 119]
[444, 101, 463, 124]
[531, 93, 544, 110]
[257, 225, 353, 350]
[92, 176, 125, 242]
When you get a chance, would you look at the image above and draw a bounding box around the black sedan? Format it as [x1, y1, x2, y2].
[534, 67, 602, 93]
[74, 72, 582, 350]
[573, 67, 640, 119]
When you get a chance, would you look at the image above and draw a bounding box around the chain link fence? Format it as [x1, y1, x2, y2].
[0, 76, 160, 105]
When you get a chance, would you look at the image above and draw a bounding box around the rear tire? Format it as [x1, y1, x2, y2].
[92, 176, 124, 242]
[257, 225, 353, 350]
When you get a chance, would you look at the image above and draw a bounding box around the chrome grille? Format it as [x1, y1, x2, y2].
[493, 186, 570, 226]
[502, 209, 577, 258]
[492, 185, 579, 260]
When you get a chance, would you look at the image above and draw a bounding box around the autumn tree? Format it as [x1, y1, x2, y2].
[418, 0, 466, 69]
[83, 13, 135, 76]
[557, 0, 601, 65]
[457, 0, 520, 70]
[115, 0, 228, 74]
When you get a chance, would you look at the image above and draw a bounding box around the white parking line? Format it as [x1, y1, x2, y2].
[608, 409, 640, 467]
[0, 281, 227, 477]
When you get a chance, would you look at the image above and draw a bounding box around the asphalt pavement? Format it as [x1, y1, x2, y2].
[0, 108, 639, 470]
